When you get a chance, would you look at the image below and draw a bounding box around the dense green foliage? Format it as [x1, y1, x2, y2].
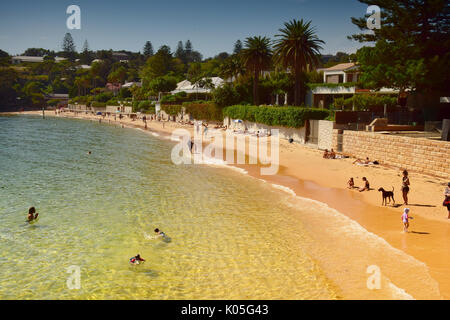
[350, 0, 449, 94]
[161, 104, 183, 116]
[183, 102, 223, 121]
[223, 105, 329, 128]
[332, 94, 397, 111]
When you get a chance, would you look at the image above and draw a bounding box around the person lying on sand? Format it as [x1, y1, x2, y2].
[359, 177, 370, 192]
[348, 178, 355, 189]
[27, 207, 39, 222]
[353, 157, 371, 165]
[129, 254, 145, 265]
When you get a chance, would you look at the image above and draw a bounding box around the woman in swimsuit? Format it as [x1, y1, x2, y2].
[402, 170, 410, 205]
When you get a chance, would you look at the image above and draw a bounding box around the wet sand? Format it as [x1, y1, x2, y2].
[7, 110, 450, 299]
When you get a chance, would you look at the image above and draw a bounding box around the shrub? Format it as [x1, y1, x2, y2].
[161, 104, 183, 116]
[223, 105, 329, 128]
[183, 102, 222, 121]
[95, 92, 114, 103]
[91, 101, 106, 108]
[133, 100, 155, 114]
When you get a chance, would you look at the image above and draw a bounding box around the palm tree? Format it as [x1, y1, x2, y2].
[241, 36, 273, 105]
[274, 19, 324, 106]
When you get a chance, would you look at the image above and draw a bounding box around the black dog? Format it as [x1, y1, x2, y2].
[378, 187, 395, 206]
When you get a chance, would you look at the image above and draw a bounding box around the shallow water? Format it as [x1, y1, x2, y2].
[0, 115, 340, 300]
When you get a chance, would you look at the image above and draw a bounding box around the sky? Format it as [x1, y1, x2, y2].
[0, 0, 369, 58]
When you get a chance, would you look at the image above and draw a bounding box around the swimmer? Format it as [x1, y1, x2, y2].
[87, 151, 92, 155]
[129, 254, 145, 265]
[154, 228, 166, 238]
[27, 207, 39, 222]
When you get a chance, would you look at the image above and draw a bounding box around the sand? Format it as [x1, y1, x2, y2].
[6, 110, 450, 299]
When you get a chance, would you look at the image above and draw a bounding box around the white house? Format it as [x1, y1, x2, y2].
[171, 77, 225, 94]
[12, 56, 66, 64]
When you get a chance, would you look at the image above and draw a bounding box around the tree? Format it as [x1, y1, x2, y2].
[62, 33, 77, 61]
[274, 19, 324, 106]
[80, 40, 93, 65]
[140, 45, 177, 84]
[241, 36, 273, 105]
[147, 75, 177, 95]
[233, 40, 243, 54]
[349, 0, 449, 97]
[175, 41, 185, 61]
[143, 41, 154, 58]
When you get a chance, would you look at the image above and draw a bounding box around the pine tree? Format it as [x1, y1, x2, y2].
[175, 41, 185, 61]
[62, 33, 76, 61]
[143, 41, 154, 57]
[233, 40, 243, 54]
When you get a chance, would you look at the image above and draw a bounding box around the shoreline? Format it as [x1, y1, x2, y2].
[4, 111, 449, 300]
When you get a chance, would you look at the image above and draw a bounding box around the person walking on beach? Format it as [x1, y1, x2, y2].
[27, 207, 39, 222]
[444, 182, 450, 219]
[402, 208, 413, 232]
[402, 170, 410, 205]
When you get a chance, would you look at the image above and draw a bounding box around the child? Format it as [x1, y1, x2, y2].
[129, 254, 145, 265]
[348, 178, 355, 189]
[402, 208, 413, 232]
[27, 207, 39, 222]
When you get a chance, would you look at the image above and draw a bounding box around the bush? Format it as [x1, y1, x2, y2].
[212, 83, 241, 108]
[91, 101, 106, 108]
[161, 104, 183, 116]
[95, 92, 114, 103]
[133, 100, 155, 114]
[183, 102, 222, 121]
[223, 105, 329, 128]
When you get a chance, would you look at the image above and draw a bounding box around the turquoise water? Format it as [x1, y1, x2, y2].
[0, 115, 338, 300]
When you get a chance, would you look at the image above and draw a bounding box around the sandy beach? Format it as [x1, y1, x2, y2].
[6, 110, 449, 299]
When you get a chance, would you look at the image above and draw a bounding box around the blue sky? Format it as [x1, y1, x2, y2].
[0, 0, 368, 58]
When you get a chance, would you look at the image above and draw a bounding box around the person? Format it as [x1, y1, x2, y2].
[353, 157, 370, 165]
[203, 123, 209, 137]
[401, 208, 413, 232]
[323, 149, 330, 159]
[348, 178, 355, 189]
[329, 149, 336, 159]
[129, 254, 145, 265]
[87, 151, 92, 155]
[402, 170, 410, 205]
[359, 177, 370, 192]
[154, 228, 166, 238]
[27, 207, 39, 222]
[444, 182, 450, 219]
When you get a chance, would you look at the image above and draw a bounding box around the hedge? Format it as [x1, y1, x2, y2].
[133, 100, 155, 114]
[223, 105, 330, 128]
[91, 101, 106, 108]
[161, 104, 183, 116]
[183, 102, 223, 121]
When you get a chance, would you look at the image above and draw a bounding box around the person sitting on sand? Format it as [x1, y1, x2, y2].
[348, 178, 355, 189]
[329, 149, 336, 159]
[359, 177, 370, 192]
[402, 208, 413, 232]
[154, 228, 166, 238]
[27, 207, 39, 222]
[323, 149, 330, 158]
[129, 254, 145, 265]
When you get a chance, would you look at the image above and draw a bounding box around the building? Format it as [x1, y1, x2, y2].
[171, 77, 225, 94]
[12, 56, 66, 64]
[306, 63, 398, 109]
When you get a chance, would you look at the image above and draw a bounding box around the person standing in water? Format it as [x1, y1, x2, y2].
[27, 207, 39, 222]
[402, 170, 410, 205]
[402, 208, 413, 232]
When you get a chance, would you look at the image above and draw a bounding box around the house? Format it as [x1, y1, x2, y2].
[171, 77, 224, 94]
[306, 63, 398, 109]
[122, 82, 142, 89]
[11, 56, 66, 64]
